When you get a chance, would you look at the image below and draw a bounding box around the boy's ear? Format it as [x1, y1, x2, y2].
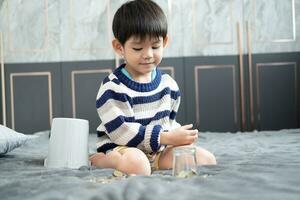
[163, 35, 169, 48]
[112, 39, 124, 56]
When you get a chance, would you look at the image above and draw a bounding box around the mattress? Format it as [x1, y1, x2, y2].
[1, 129, 300, 200]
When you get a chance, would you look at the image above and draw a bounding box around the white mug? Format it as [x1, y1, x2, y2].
[44, 118, 89, 169]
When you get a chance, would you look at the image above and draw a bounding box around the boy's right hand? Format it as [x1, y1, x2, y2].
[160, 124, 198, 146]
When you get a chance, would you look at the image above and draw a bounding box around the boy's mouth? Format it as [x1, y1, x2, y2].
[140, 62, 154, 65]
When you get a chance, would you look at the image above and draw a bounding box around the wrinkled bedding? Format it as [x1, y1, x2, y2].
[1, 129, 300, 200]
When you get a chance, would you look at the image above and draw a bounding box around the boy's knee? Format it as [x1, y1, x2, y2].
[201, 151, 217, 165]
[118, 148, 151, 175]
[196, 148, 217, 165]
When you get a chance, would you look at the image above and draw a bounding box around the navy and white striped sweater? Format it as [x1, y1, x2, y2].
[96, 64, 181, 153]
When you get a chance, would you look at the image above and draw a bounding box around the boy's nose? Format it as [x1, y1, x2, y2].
[143, 49, 153, 59]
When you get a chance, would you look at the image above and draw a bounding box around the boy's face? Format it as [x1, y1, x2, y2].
[113, 35, 168, 78]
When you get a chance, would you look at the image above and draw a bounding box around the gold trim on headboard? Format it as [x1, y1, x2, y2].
[0, 32, 7, 126]
[236, 22, 246, 131]
[10, 72, 53, 130]
[255, 62, 297, 129]
[246, 21, 255, 130]
[71, 69, 112, 118]
[194, 65, 238, 128]
[160, 66, 175, 78]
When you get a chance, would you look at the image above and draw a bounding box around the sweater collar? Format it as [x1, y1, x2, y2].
[114, 64, 161, 92]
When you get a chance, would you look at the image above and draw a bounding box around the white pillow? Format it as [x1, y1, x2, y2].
[0, 125, 38, 155]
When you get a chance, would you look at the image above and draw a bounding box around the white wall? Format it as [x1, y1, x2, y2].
[0, 0, 299, 63]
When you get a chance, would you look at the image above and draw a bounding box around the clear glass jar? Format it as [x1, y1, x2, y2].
[172, 146, 198, 178]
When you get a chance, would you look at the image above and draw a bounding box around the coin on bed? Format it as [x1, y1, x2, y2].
[177, 169, 197, 178]
[113, 170, 124, 177]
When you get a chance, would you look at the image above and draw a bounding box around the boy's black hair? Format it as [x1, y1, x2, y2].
[112, 0, 168, 45]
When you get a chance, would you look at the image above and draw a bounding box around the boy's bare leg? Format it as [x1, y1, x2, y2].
[89, 151, 122, 169]
[90, 147, 151, 175]
[116, 148, 151, 175]
[158, 145, 217, 170]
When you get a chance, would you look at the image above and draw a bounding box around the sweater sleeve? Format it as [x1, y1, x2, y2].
[170, 89, 182, 130]
[96, 87, 162, 153]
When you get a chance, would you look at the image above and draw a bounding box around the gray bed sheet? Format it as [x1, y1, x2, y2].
[1, 129, 300, 200]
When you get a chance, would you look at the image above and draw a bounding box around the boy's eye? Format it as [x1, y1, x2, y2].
[152, 46, 161, 49]
[133, 48, 142, 51]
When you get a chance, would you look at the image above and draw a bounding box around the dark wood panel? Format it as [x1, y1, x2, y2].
[160, 57, 186, 125]
[0, 68, 3, 125]
[2, 52, 299, 134]
[257, 63, 297, 130]
[250, 52, 300, 130]
[0, 101, 2, 125]
[5, 63, 62, 134]
[12, 74, 51, 133]
[196, 65, 239, 131]
[184, 56, 241, 132]
[62, 60, 115, 133]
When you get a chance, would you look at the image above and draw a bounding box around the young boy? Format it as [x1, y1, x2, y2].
[90, 0, 216, 176]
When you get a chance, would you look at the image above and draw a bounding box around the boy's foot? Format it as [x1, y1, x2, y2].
[89, 152, 106, 167]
